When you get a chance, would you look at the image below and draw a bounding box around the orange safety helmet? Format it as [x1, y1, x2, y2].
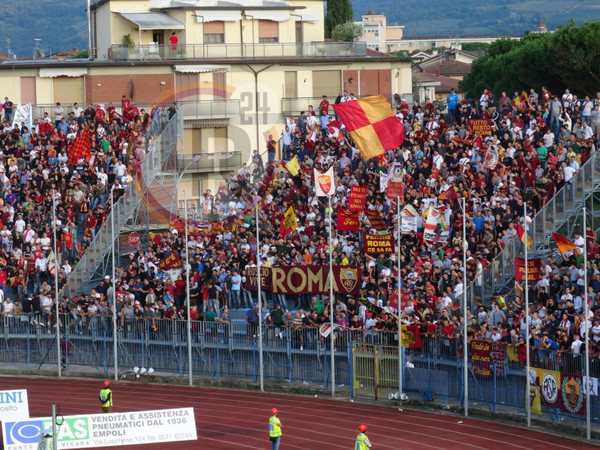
[358, 424, 367, 433]
[271, 408, 278, 414]
[103, 380, 111, 387]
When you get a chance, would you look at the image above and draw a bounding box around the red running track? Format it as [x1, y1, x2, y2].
[0, 376, 596, 449]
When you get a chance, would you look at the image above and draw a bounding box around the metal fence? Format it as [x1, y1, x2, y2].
[1, 313, 599, 431]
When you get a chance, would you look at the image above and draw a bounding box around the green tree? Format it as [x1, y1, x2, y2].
[325, 0, 353, 39]
[331, 22, 363, 42]
[461, 42, 490, 52]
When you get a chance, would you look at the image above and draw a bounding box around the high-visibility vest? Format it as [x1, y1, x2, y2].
[355, 433, 368, 450]
[269, 416, 281, 438]
[99, 388, 112, 407]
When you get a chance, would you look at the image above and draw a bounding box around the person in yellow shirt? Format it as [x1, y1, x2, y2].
[268, 408, 282, 450]
[355, 424, 372, 449]
[99, 380, 113, 413]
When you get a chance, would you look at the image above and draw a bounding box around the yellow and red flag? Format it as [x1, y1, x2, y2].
[333, 95, 404, 160]
[68, 127, 91, 165]
[552, 232, 577, 256]
[279, 206, 298, 237]
[515, 223, 532, 250]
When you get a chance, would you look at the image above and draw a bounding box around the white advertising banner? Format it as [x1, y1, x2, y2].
[2, 407, 197, 449]
[0, 389, 29, 421]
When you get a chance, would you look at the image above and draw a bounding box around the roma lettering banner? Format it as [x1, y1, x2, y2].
[270, 265, 362, 295]
[365, 234, 395, 254]
[401, 325, 423, 348]
[245, 266, 272, 292]
[514, 258, 541, 282]
[347, 186, 368, 211]
[536, 368, 561, 408]
[470, 339, 492, 379]
[158, 252, 183, 270]
[467, 118, 492, 135]
[337, 206, 360, 231]
[365, 210, 387, 231]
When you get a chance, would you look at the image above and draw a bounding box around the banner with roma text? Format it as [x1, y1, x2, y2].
[247, 265, 362, 295]
[347, 186, 368, 211]
[365, 234, 395, 254]
[337, 206, 360, 231]
[514, 258, 541, 282]
[470, 339, 492, 379]
[467, 118, 492, 136]
[158, 252, 183, 270]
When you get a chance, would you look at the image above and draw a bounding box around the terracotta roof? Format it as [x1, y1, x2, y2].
[414, 71, 460, 93]
[420, 59, 472, 77]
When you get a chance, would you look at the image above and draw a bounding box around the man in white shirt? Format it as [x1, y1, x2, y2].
[571, 334, 583, 354]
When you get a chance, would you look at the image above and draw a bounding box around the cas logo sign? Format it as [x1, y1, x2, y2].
[0, 389, 29, 421]
[4, 417, 89, 446]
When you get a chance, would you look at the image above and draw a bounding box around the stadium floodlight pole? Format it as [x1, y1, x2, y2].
[329, 193, 335, 398]
[584, 207, 590, 440]
[52, 190, 61, 378]
[462, 196, 468, 417]
[524, 202, 531, 427]
[256, 203, 264, 392]
[184, 189, 193, 387]
[111, 188, 118, 382]
[397, 196, 403, 398]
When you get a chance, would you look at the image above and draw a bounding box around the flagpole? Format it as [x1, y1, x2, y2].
[329, 193, 335, 398]
[462, 196, 468, 417]
[111, 188, 118, 382]
[397, 196, 403, 398]
[52, 190, 61, 378]
[184, 190, 193, 387]
[584, 207, 590, 440]
[256, 204, 264, 392]
[524, 202, 531, 427]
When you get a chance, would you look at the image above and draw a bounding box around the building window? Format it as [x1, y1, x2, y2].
[258, 20, 278, 43]
[204, 21, 225, 44]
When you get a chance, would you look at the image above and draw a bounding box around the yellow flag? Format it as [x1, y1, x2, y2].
[529, 385, 542, 415]
[286, 156, 301, 177]
[506, 346, 520, 363]
[280, 206, 298, 237]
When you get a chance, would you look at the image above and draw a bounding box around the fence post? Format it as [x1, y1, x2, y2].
[216, 333, 220, 382]
[350, 343, 354, 398]
[287, 338, 292, 387]
[493, 361, 497, 412]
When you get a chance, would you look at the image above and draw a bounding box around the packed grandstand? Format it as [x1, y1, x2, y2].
[0, 89, 599, 377]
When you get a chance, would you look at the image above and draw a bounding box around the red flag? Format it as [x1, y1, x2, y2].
[337, 206, 360, 231]
[365, 210, 387, 231]
[158, 252, 183, 270]
[552, 232, 577, 256]
[438, 186, 458, 201]
[68, 128, 92, 165]
[515, 223, 532, 250]
[347, 186, 368, 211]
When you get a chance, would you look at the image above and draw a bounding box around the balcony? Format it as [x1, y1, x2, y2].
[281, 97, 331, 117]
[108, 42, 368, 61]
[178, 151, 242, 174]
[179, 100, 240, 119]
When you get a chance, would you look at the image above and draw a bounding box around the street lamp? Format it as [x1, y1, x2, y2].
[242, 13, 255, 58]
[192, 14, 205, 58]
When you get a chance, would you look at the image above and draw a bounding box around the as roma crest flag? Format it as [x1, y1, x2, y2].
[332, 95, 404, 160]
[401, 325, 423, 348]
[279, 206, 298, 237]
[337, 206, 360, 231]
[314, 167, 335, 196]
[347, 186, 367, 211]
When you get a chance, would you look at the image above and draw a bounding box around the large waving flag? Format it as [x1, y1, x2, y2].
[68, 127, 92, 165]
[328, 120, 344, 140]
[333, 95, 404, 160]
[552, 232, 577, 257]
[515, 223, 532, 250]
[284, 155, 301, 176]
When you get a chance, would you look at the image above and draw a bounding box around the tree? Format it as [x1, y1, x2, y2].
[331, 22, 363, 42]
[325, 0, 353, 39]
[459, 21, 600, 98]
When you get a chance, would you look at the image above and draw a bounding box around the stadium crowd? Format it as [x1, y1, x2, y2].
[1, 87, 600, 368]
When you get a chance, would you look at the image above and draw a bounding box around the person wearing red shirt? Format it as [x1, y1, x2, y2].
[318, 96, 329, 116]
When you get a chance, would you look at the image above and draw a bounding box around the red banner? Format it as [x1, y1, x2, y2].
[365, 233, 395, 254]
[247, 265, 362, 295]
[401, 325, 423, 348]
[467, 118, 492, 135]
[470, 339, 492, 379]
[560, 374, 585, 415]
[387, 181, 404, 198]
[337, 206, 360, 231]
[365, 210, 387, 231]
[158, 252, 183, 270]
[491, 342, 505, 377]
[347, 186, 368, 211]
[514, 257, 541, 282]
